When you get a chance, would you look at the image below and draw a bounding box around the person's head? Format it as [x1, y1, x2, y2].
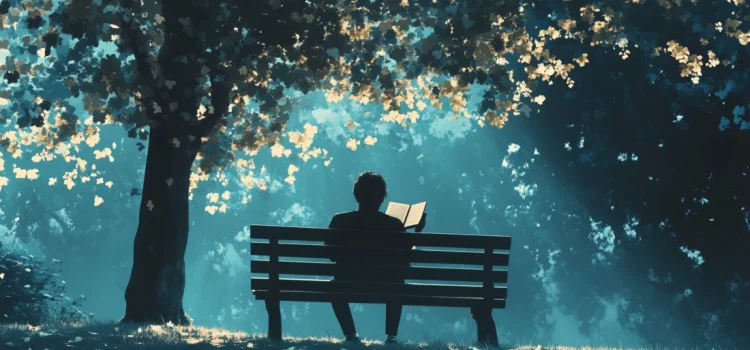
[353, 171, 387, 210]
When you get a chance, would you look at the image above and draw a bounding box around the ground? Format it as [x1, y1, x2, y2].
[0, 321, 676, 350]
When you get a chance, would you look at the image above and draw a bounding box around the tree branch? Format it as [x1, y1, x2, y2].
[120, 0, 161, 121]
[199, 53, 232, 138]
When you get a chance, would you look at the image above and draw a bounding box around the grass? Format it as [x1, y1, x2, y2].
[0, 320, 480, 349]
[0, 321, 714, 350]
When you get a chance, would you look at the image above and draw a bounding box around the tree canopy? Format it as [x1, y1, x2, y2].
[2, 0, 747, 191]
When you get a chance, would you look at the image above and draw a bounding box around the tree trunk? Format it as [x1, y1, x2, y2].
[122, 126, 197, 324]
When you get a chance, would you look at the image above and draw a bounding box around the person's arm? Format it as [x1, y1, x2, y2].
[414, 213, 426, 233]
[394, 220, 414, 268]
[410, 213, 426, 250]
[326, 215, 339, 262]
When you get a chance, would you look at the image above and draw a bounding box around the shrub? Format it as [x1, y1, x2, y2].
[0, 241, 90, 325]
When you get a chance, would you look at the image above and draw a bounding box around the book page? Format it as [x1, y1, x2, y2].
[404, 202, 427, 228]
[385, 202, 410, 224]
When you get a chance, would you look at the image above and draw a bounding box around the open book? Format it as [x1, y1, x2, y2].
[386, 201, 427, 229]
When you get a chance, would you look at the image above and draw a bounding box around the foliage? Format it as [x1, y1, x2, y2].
[0, 0, 745, 212]
[514, 1, 750, 348]
[0, 242, 89, 325]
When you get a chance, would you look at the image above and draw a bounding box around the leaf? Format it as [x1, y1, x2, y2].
[3, 70, 19, 84]
[345, 138, 360, 151]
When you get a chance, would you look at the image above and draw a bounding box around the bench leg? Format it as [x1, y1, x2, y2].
[265, 299, 282, 340]
[471, 307, 498, 347]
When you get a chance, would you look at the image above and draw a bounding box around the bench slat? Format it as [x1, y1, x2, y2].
[251, 278, 507, 299]
[251, 225, 511, 250]
[252, 290, 506, 308]
[251, 242, 509, 266]
[251, 260, 508, 283]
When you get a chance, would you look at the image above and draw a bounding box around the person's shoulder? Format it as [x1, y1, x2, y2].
[332, 211, 358, 220]
[330, 211, 356, 226]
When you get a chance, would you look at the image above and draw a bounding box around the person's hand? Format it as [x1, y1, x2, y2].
[415, 213, 427, 232]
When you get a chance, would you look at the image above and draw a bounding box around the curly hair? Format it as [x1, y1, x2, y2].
[353, 171, 387, 207]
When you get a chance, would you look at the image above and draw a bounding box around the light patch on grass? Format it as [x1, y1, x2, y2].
[0, 321, 728, 350]
[0, 320, 498, 349]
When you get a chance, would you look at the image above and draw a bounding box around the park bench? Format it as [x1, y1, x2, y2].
[249, 224, 512, 340]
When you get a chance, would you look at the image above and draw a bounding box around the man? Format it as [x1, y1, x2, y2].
[326, 171, 426, 344]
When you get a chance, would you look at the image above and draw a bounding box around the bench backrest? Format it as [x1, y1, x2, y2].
[250, 225, 512, 308]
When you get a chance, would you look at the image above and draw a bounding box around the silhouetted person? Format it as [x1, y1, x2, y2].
[471, 307, 499, 347]
[325, 171, 425, 344]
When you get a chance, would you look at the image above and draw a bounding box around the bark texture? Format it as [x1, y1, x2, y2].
[122, 127, 196, 324]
